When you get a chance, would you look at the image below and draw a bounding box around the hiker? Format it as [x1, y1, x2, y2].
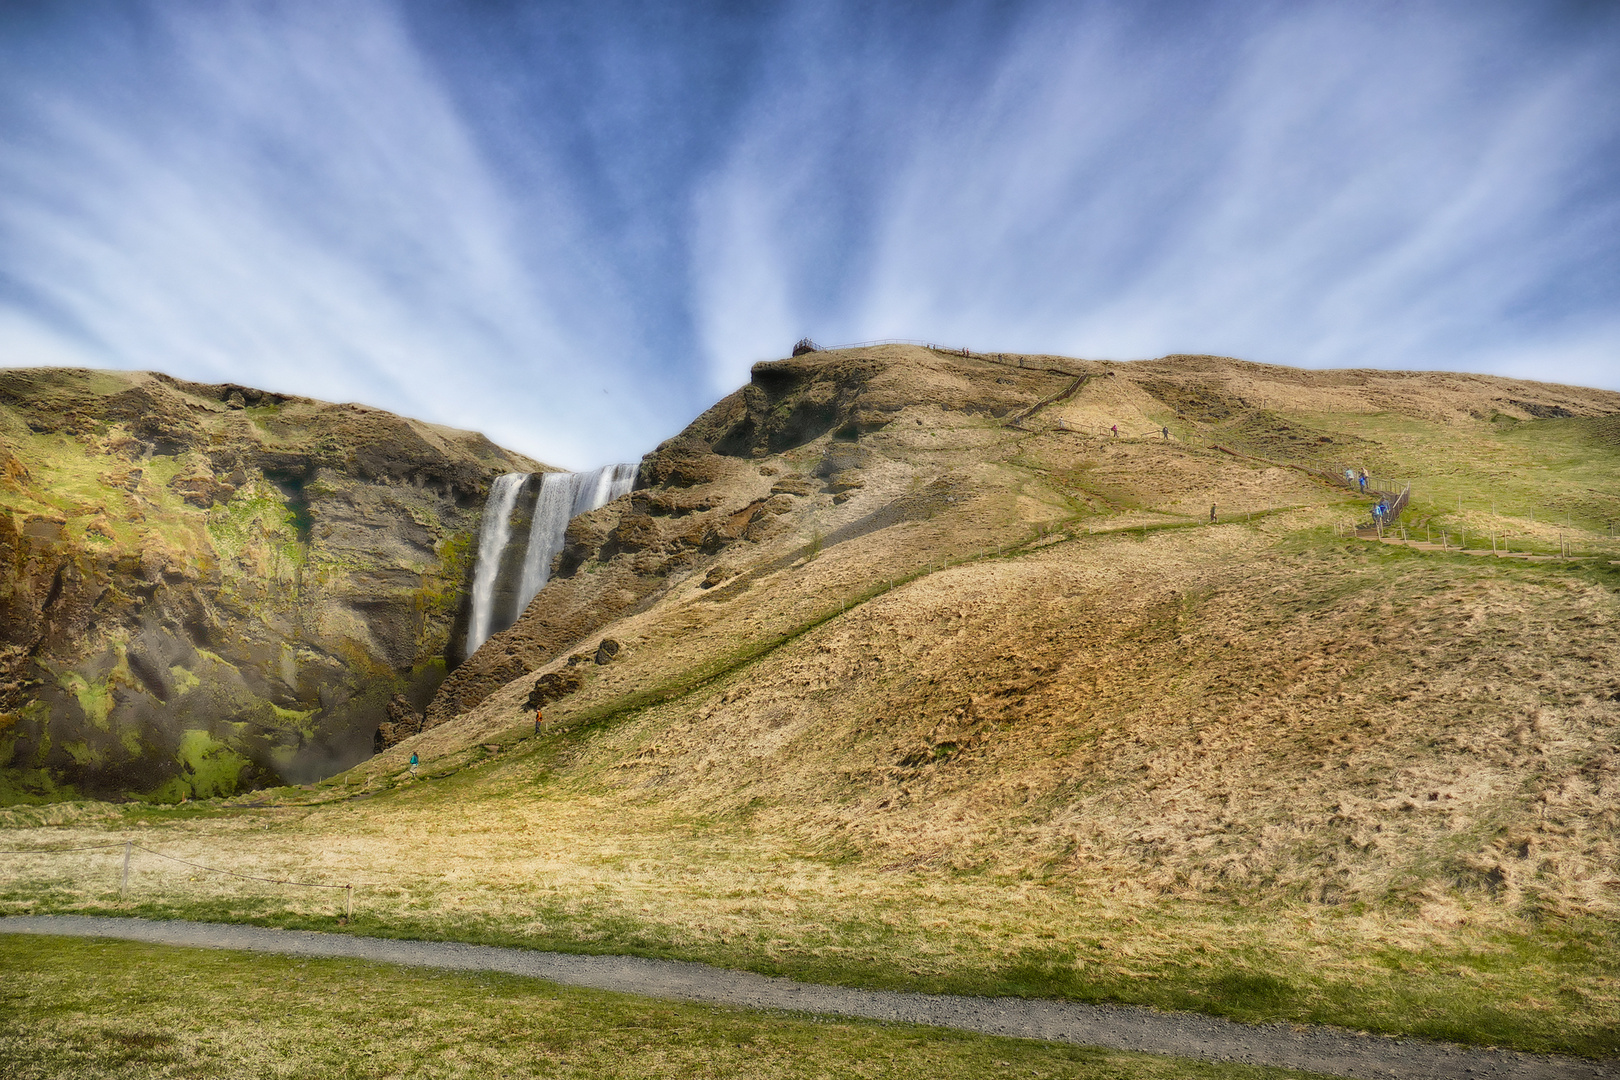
[1111, 424, 1119, 438]
[409, 751, 418, 774]
[1161, 425, 1169, 439]
[1345, 468, 1355, 487]
[534, 705, 544, 736]
[1209, 503, 1217, 524]
[1358, 469, 1368, 492]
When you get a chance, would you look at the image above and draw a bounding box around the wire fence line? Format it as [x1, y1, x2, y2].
[0, 843, 127, 854]
[132, 845, 352, 890]
[0, 840, 355, 916]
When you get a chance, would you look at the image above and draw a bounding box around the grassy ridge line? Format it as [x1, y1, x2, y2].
[290, 501, 1346, 805]
[436, 503, 1331, 772]
[500, 499, 1611, 773]
[475, 506, 1298, 746]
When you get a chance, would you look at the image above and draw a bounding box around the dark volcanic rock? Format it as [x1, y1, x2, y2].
[374, 694, 426, 752]
[525, 668, 585, 710]
[637, 438, 735, 489]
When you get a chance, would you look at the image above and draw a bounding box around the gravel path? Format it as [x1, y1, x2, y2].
[3, 916, 1613, 1080]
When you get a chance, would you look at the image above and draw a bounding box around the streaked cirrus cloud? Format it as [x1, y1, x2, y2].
[0, 1, 1615, 466]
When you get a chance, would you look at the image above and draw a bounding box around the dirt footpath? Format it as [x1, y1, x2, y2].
[3, 916, 1613, 1080]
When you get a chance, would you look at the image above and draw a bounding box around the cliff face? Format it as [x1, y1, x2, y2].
[0, 368, 539, 801]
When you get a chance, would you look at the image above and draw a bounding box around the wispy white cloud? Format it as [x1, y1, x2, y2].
[0, 0, 1615, 470]
[0, 0, 663, 467]
[691, 1, 1620, 391]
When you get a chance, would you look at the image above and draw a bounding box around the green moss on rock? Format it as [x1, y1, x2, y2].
[175, 730, 252, 799]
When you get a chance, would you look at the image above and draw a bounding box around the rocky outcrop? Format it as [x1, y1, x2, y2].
[524, 668, 585, 710]
[0, 368, 539, 801]
[373, 693, 426, 753]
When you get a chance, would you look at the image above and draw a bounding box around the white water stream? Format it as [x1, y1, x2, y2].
[464, 472, 527, 656]
[464, 463, 638, 657]
[514, 463, 639, 624]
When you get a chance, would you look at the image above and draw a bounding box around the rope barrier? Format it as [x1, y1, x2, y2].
[0, 843, 127, 854]
[0, 840, 356, 916]
[130, 844, 351, 890]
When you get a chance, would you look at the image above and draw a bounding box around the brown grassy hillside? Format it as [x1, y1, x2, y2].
[5, 346, 1619, 1053]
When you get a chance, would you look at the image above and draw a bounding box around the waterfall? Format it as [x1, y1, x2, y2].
[463, 463, 638, 657]
[514, 463, 638, 624]
[465, 472, 527, 656]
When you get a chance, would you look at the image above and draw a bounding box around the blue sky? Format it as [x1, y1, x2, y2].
[1, 1, 1616, 469]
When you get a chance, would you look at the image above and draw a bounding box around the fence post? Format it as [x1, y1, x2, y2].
[346, 884, 354, 919]
[120, 840, 131, 898]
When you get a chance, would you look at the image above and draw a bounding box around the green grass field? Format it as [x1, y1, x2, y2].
[0, 935, 1322, 1080]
